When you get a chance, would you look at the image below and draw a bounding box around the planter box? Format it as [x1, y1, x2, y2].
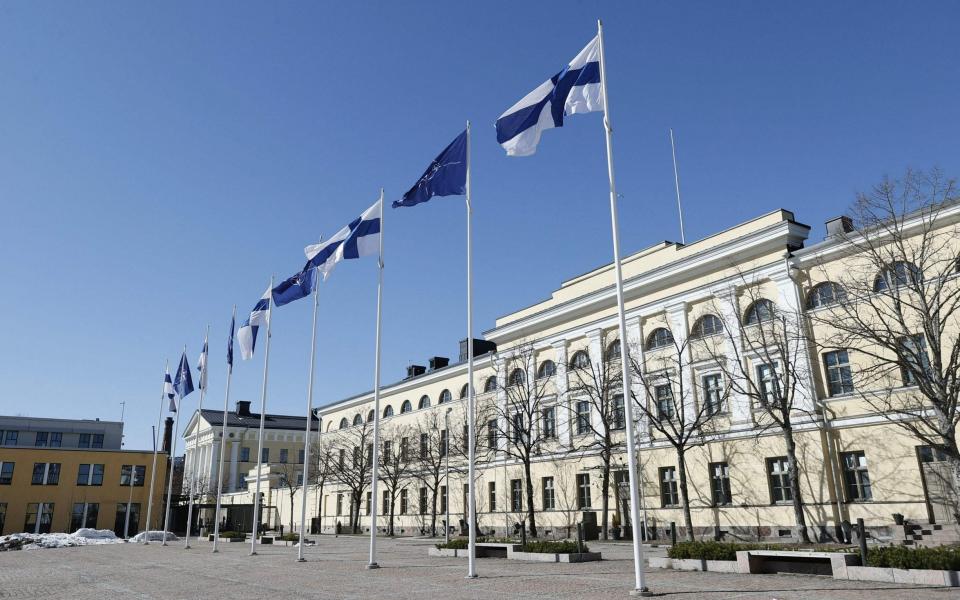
[558, 552, 602, 563]
[218, 537, 246, 543]
[648, 557, 739, 573]
[428, 546, 601, 563]
[841, 565, 960, 587]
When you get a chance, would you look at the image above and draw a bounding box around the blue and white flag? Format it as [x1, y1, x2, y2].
[304, 198, 382, 279]
[496, 35, 603, 157]
[238, 287, 271, 361]
[272, 265, 317, 307]
[196, 338, 208, 391]
[226, 313, 235, 370]
[174, 351, 195, 399]
[164, 367, 177, 412]
[393, 130, 467, 209]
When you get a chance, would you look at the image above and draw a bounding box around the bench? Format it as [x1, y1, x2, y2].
[475, 542, 520, 558]
[737, 550, 859, 576]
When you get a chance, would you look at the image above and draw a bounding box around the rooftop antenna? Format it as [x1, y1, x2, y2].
[669, 128, 687, 245]
[119, 401, 126, 447]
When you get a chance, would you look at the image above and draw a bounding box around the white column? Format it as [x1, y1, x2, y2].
[229, 440, 239, 492]
[586, 328, 604, 435]
[665, 303, 695, 422]
[771, 270, 816, 413]
[625, 317, 649, 440]
[209, 439, 221, 494]
[495, 357, 508, 455]
[713, 286, 752, 423]
[552, 340, 570, 445]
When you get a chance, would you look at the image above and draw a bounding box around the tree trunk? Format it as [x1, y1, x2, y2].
[783, 426, 811, 543]
[430, 486, 438, 536]
[677, 450, 695, 542]
[388, 492, 396, 536]
[523, 458, 538, 538]
[317, 483, 324, 534]
[289, 491, 296, 534]
[600, 452, 611, 540]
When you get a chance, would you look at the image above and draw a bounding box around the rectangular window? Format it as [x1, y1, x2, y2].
[511, 413, 524, 444]
[35, 432, 49, 447]
[420, 433, 429, 459]
[419, 487, 428, 515]
[279, 449, 288, 464]
[336, 494, 343, 516]
[91, 434, 104, 449]
[462, 424, 469, 448]
[366, 491, 372, 516]
[77, 464, 90, 486]
[824, 350, 854, 396]
[900, 335, 931, 386]
[576, 474, 592, 509]
[655, 384, 674, 421]
[400, 489, 408, 514]
[542, 477, 555, 510]
[366, 443, 373, 464]
[0, 462, 13, 484]
[383, 441, 392, 463]
[49, 432, 62, 448]
[462, 483, 469, 516]
[261, 448, 269, 463]
[709, 462, 732, 506]
[659, 467, 679, 507]
[400, 438, 409, 462]
[0, 503, 6, 534]
[487, 419, 498, 449]
[440, 485, 447, 513]
[31, 463, 60, 485]
[298, 449, 304, 464]
[114, 503, 140, 537]
[78, 433, 91, 448]
[4, 431, 18, 446]
[756, 363, 781, 404]
[576, 400, 591, 434]
[702, 374, 724, 415]
[71, 502, 99, 531]
[338, 448, 346, 468]
[296, 472, 303, 486]
[511, 479, 523, 511]
[440, 430, 448, 457]
[240, 447, 250, 462]
[382, 490, 390, 515]
[541, 407, 556, 439]
[24, 503, 54, 534]
[841, 451, 873, 501]
[352, 446, 360, 468]
[120, 465, 145, 487]
[611, 395, 625, 430]
[767, 456, 792, 504]
[488, 481, 497, 512]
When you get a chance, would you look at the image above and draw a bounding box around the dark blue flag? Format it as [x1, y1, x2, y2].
[393, 130, 467, 208]
[271, 265, 317, 307]
[174, 351, 195, 399]
[226, 313, 235, 370]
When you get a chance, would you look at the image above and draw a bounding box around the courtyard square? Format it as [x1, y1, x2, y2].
[0, 535, 956, 600]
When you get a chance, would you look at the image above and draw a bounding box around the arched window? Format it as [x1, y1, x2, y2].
[483, 376, 498, 393]
[400, 400, 412, 414]
[338, 417, 349, 430]
[438, 389, 452, 404]
[367, 409, 375, 423]
[508, 368, 526, 387]
[690, 314, 723, 338]
[537, 360, 556, 379]
[383, 405, 394, 418]
[605, 340, 621, 361]
[743, 299, 775, 325]
[570, 350, 590, 370]
[645, 328, 674, 350]
[806, 282, 846, 310]
[874, 261, 922, 292]
[418, 395, 431, 410]
[352, 414, 363, 426]
[459, 383, 469, 399]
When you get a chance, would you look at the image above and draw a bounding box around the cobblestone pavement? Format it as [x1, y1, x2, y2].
[0, 535, 956, 599]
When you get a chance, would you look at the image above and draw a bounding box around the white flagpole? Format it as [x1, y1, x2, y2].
[184, 325, 210, 549]
[367, 189, 385, 569]
[298, 267, 321, 562]
[144, 359, 168, 544]
[669, 128, 686, 245]
[250, 277, 275, 556]
[465, 120, 478, 579]
[597, 19, 651, 596]
[123, 458, 135, 539]
[213, 305, 236, 553]
[162, 346, 186, 547]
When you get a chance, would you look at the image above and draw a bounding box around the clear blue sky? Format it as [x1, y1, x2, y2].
[1, 1, 957, 450]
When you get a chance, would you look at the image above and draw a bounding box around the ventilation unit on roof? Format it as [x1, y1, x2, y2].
[405, 365, 427, 379]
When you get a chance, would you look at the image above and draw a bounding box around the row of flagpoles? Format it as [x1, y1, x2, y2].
[141, 21, 649, 595]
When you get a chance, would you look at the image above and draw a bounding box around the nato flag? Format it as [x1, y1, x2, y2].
[393, 130, 467, 208]
[272, 265, 316, 307]
[174, 351, 195, 399]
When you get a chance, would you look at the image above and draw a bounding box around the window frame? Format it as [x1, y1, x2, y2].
[659, 466, 679, 507]
[709, 461, 732, 506]
[766, 456, 792, 504]
[823, 350, 854, 397]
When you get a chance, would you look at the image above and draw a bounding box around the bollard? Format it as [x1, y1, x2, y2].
[857, 518, 868, 566]
[576, 523, 584, 554]
[670, 522, 677, 546]
[714, 525, 721, 541]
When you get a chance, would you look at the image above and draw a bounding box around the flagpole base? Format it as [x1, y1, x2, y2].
[160, 542, 168, 547]
[250, 551, 257, 556]
[184, 545, 191, 550]
[465, 574, 478, 579]
[630, 588, 653, 597]
[366, 563, 380, 570]
[212, 549, 219, 553]
[297, 558, 306, 563]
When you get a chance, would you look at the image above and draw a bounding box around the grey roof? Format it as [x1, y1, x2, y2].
[200, 409, 317, 431]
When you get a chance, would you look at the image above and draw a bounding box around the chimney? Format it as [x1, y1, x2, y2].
[428, 356, 450, 371]
[405, 365, 427, 379]
[459, 338, 497, 362]
[825, 215, 854, 237]
[235, 400, 252, 416]
[162, 417, 174, 454]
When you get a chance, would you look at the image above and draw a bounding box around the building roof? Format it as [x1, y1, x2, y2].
[199, 408, 317, 431]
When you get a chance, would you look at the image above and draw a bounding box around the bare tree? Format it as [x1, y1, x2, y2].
[629, 332, 727, 541]
[450, 401, 495, 537]
[310, 436, 335, 533]
[328, 419, 375, 533]
[566, 334, 625, 540]
[378, 423, 415, 536]
[812, 169, 960, 522]
[412, 411, 448, 536]
[706, 284, 817, 542]
[490, 343, 556, 538]
[275, 461, 303, 534]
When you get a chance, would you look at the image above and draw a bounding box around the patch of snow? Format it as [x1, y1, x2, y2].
[131, 530, 179, 543]
[0, 530, 127, 550]
[73, 528, 118, 540]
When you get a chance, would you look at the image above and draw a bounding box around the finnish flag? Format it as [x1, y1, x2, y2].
[197, 339, 208, 391]
[304, 198, 382, 280]
[237, 287, 271, 361]
[496, 35, 603, 157]
[164, 367, 177, 412]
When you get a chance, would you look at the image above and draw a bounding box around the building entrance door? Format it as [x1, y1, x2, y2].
[918, 446, 957, 524]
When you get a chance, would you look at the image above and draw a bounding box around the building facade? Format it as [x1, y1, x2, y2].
[185, 205, 960, 542]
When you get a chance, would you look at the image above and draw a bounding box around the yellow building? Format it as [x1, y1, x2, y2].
[0, 417, 168, 536]
[187, 202, 960, 544]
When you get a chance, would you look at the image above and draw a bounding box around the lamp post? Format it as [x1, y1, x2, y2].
[444, 407, 452, 544]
